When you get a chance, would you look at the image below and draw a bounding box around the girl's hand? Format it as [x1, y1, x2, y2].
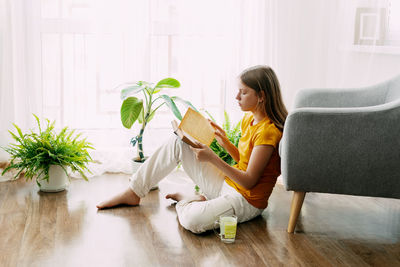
[190, 141, 216, 162]
[208, 120, 229, 147]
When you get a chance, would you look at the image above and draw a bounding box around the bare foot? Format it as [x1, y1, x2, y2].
[96, 188, 141, 209]
[165, 192, 206, 202]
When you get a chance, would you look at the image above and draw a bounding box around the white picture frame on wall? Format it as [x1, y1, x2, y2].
[354, 7, 387, 46]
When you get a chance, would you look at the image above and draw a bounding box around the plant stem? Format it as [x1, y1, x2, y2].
[137, 126, 145, 161]
[149, 102, 165, 117]
[137, 110, 150, 161]
[137, 89, 152, 161]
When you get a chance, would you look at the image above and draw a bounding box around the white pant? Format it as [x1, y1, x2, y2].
[129, 135, 263, 233]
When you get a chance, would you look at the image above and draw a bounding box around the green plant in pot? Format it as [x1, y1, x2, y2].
[119, 78, 196, 164]
[208, 110, 241, 166]
[1, 115, 94, 192]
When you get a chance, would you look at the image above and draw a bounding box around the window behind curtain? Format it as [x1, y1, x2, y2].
[39, 0, 236, 126]
[39, 0, 241, 152]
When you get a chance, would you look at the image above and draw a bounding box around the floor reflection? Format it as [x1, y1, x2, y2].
[2, 171, 399, 266]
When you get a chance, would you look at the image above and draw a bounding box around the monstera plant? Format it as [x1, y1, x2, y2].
[120, 78, 196, 162]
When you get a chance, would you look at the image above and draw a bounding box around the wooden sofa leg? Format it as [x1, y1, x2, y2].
[287, 191, 306, 233]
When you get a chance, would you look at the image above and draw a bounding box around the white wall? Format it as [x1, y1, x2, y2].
[276, 0, 400, 111]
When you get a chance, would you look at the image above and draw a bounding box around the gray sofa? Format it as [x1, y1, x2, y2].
[280, 74, 400, 233]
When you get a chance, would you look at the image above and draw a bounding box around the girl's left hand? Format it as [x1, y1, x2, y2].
[190, 141, 216, 162]
[208, 120, 229, 147]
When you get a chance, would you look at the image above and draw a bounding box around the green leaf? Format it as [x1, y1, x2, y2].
[204, 109, 216, 122]
[233, 120, 241, 135]
[33, 114, 41, 133]
[152, 88, 161, 94]
[155, 78, 180, 89]
[137, 107, 145, 124]
[144, 86, 152, 96]
[195, 185, 200, 193]
[13, 124, 24, 140]
[120, 97, 143, 129]
[120, 84, 145, 100]
[171, 96, 199, 112]
[138, 108, 156, 124]
[160, 95, 182, 120]
[147, 110, 156, 123]
[56, 127, 68, 142]
[8, 130, 21, 144]
[223, 111, 231, 132]
[137, 81, 153, 87]
[66, 129, 76, 141]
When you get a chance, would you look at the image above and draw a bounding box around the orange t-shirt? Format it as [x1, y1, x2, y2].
[225, 113, 282, 209]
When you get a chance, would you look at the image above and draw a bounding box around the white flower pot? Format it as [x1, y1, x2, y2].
[131, 159, 143, 174]
[131, 158, 158, 190]
[39, 165, 69, 192]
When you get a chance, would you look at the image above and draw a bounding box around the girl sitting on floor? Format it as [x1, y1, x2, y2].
[97, 65, 288, 234]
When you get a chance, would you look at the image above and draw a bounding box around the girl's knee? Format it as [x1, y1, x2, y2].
[176, 196, 237, 234]
[178, 212, 210, 234]
[177, 202, 214, 234]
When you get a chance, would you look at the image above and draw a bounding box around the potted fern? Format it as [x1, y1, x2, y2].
[119, 78, 196, 171]
[1, 115, 94, 192]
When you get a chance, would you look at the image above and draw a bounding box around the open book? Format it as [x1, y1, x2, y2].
[171, 108, 215, 148]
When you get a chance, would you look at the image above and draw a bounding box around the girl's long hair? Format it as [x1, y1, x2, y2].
[240, 65, 288, 131]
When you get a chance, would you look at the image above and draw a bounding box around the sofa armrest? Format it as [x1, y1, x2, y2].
[280, 103, 400, 199]
[294, 84, 389, 109]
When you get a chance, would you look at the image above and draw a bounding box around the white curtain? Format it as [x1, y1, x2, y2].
[1, 0, 399, 181]
[0, 0, 43, 181]
[0, 0, 39, 153]
[0, 0, 273, 180]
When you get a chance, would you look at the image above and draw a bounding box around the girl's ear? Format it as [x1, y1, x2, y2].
[259, 90, 266, 103]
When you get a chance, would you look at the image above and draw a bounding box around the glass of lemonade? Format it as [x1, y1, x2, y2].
[214, 215, 237, 243]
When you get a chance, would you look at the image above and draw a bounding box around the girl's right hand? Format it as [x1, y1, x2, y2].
[208, 120, 229, 147]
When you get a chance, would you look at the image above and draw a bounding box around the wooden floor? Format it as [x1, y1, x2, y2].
[0, 171, 399, 267]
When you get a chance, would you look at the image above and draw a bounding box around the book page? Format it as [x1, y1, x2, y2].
[178, 108, 215, 146]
